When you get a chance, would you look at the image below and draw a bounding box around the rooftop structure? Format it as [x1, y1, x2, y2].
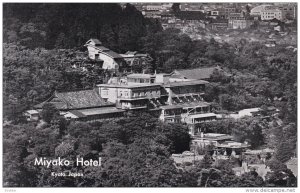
[191, 132, 250, 158]
[85, 39, 151, 72]
[170, 66, 226, 81]
[84, 39, 124, 70]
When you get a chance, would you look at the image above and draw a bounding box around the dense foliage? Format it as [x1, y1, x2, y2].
[3, 3, 297, 187]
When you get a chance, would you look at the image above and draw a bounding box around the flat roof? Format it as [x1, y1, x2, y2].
[26, 110, 39, 114]
[193, 133, 233, 141]
[164, 80, 208, 87]
[97, 83, 161, 89]
[216, 141, 250, 149]
[78, 107, 125, 116]
[160, 101, 211, 110]
[188, 113, 217, 119]
[127, 74, 156, 79]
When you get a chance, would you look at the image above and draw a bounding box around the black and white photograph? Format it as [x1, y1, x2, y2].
[1, 1, 298, 190]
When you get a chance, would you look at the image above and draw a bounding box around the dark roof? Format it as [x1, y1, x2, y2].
[172, 67, 222, 80]
[55, 89, 112, 109]
[96, 46, 110, 51]
[34, 101, 68, 110]
[35, 89, 113, 110]
[85, 39, 122, 58]
[69, 110, 87, 118]
[103, 50, 123, 59]
[164, 80, 208, 87]
[85, 39, 102, 46]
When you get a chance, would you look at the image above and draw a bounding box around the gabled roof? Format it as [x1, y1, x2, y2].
[85, 39, 122, 59]
[96, 46, 110, 51]
[103, 50, 123, 59]
[55, 89, 112, 109]
[35, 89, 113, 110]
[172, 67, 222, 80]
[85, 39, 102, 46]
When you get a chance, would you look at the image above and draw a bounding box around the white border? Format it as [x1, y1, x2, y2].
[0, 1, 299, 193]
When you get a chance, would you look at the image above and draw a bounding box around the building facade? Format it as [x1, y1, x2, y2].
[96, 73, 216, 135]
[228, 12, 253, 29]
[84, 39, 125, 70]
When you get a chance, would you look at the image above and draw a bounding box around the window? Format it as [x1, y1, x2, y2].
[102, 90, 108, 96]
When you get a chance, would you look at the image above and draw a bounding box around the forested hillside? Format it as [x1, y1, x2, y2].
[3, 3, 297, 187]
[3, 3, 162, 51]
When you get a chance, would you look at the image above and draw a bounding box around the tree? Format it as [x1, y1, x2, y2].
[265, 158, 297, 187]
[40, 103, 59, 123]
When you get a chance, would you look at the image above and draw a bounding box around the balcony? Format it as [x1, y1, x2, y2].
[123, 104, 147, 110]
[171, 92, 205, 98]
[119, 93, 160, 100]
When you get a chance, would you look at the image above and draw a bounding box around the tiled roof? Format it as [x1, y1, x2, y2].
[55, 89, 112, 109]
[172, 67, 222, 80]
[90, 39, 102, 45]
[85, 39, 102, 46]
[34, 101, 68, 110]
[35, 89, 113, 110]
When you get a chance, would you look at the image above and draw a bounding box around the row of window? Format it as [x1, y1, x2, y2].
[172, 87, 203, 94]
[262, 12, 281, 15]
[128, 78, 155, 83]
[164, 107, 210, 116]
[119, 90, 160, 98]
[262, 16, 281, 19]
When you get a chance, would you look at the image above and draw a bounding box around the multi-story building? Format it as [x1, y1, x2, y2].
[85, 39, 150, 72]
[191, 132, 250, 158]
[96, 73, 216, 135]
[261, 8, 282, 21]
[251, 4, 296, 21]
[28, 73, 217, 135]
[144, 4, 162, 11]
[228, 12, 253, 29]
[210, 20, 228, 30]
[277, 4, 296, 20]
[120, 51, 152, 72]
[250, 4, 284, 21]
[250, 4, 271, 16]
[84, 39, 125, 70]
